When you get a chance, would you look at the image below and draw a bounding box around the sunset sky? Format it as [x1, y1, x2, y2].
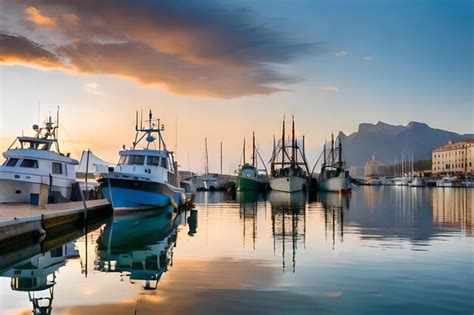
[0, 0, 472, 173]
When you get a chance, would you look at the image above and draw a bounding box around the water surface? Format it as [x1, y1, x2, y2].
[1, 187, 472, 314]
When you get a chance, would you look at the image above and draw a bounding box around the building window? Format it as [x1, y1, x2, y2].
[52, 162, 63, 174]
[20, 159, 38, 168]
[4, 158, 19, 167]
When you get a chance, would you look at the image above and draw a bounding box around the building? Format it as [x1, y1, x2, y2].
[432, 139, 474, 175]
[364, 156, 391, 177]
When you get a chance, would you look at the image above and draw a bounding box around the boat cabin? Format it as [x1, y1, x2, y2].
[113, 150, 176, 183]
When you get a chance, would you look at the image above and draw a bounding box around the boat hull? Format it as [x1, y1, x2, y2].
[318, 176, 351, 192]
[236, 176, 267, 191]
[100, 177, 184, 211]
[269, 176, 307, 193]
[0, 178, 72, 203]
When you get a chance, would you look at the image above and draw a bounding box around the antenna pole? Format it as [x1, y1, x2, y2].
[331, 133, 335, 166]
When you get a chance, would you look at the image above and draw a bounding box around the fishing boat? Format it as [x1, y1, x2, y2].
[0, 111, 78, 204]
[98, 110, 185, 211]
[269, 116, 309, 193]
[236, 132, 269, 191]
[317, 134, 351, 193]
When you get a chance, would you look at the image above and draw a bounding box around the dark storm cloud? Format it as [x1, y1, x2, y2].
[0, 0, 316, 97]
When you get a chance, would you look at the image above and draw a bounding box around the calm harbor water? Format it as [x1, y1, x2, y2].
[1, 187, 472, 315]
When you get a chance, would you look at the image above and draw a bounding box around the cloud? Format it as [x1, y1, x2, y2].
[0, 33, 62, 67]
[319, 86, 339, 92]
[335, 50, 348, 57]
[0, 0, 317, 98]
[24, 6, 57, 27]
[363, 55, 373, 61]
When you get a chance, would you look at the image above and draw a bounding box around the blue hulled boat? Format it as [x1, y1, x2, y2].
[98, 110, 185, 211]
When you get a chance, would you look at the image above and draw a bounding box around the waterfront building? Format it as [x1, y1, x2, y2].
[432, 139, 474, 175]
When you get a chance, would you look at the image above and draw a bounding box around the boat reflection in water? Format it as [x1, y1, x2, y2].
[317, 191, 351, 250]
[1, 242, 79, 315]
[96, 206, 188, 290]
[267, 191, 307, 272]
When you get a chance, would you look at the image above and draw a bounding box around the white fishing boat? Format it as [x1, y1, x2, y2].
[236, 132, 269, 191]
[436, 174, 457, 187]
[317, 134, 351, 193]
[98, 110, 185, 211]
[269, 116, 309, 193]
[0, 111, 78, 204]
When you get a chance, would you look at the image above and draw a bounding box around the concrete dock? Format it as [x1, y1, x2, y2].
[0, 199, 112, 247]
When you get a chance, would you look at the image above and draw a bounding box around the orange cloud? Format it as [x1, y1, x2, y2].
[24, 6, 57, 27]
[3, 1, 316, 98]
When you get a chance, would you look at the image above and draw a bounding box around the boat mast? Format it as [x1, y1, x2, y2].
[220, 141, 223, 175]
[331, 133, 335, 167]
[205, 138, 209, 175]
[281, 117, 286, 165]
[271, 135, 275, 174]
[252, 131, 256, 168]
[243, 138, 246, 165]
[323, 141, 327, 171]
[338, 136, 342, 170]
[292, 116, 296, 166]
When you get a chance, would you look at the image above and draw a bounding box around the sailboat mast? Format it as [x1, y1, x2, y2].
[220, 141, 223, 175]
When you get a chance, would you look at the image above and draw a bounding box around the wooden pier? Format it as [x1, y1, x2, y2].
[0, 199, 112, 247]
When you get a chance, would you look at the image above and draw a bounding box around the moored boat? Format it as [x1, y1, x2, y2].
[317, 134, 351, 193]
[436, 174, 457, 187]
[98, 110, 185, 211]
[0, 111, 78, 204]
[269, 116, 309, 193]
[236, 132, 269, 191]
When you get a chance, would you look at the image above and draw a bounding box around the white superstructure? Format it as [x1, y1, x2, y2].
[0, 114, 78, 204]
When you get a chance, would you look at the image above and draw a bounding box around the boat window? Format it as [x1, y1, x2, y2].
[161, 157, 168, 169]
[20, 159, 38, 168]
[52, 162, 63, 174]
[4, 158, 19, 167]
[118, 155, 145, 165]
[147, 156, 160, 166]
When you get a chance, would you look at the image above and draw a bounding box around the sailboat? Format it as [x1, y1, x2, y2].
[236, 132, 269, 191]
[0, 110, 78, 204]
[98, 110, 185, 211]
[317, 134, 351, 193]
[269, 116, 309, 193]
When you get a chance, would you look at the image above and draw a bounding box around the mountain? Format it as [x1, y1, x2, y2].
[338, 121, 473, 166]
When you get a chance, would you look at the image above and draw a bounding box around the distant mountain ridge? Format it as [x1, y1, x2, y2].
[338, 121, 473, 166]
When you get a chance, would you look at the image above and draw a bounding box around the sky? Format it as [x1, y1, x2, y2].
[0, 0, 472, 173]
